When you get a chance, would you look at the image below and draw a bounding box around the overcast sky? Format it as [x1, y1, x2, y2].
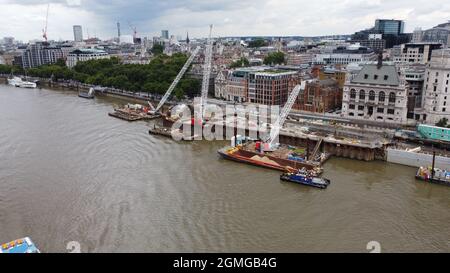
[1, 0, 450, 41]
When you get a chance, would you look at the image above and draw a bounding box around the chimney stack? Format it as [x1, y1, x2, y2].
[377, 53, 383, 69]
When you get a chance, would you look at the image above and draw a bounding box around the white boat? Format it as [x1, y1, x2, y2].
[7, 76, 22, 87]
[7, 76, 37, 88]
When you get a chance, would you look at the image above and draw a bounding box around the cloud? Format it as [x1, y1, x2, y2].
[1, 0, 450, 41]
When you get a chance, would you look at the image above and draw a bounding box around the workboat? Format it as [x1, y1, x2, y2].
[416, 166, 450, 187]
[280, 169, 330, 189]
[7, 76, 37, 88]
[0, 237, 40, 253]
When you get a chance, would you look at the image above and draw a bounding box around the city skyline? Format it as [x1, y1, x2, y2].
[1, 0, 450, 41]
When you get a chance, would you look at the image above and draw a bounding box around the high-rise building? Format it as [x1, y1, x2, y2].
[21, 42, 63, 69]
[351, 19, 410, 49]
[73, 25, 83, 42]
[423, 49, 450, 124]
[161, 30, 169, 40]
[117, 22, 121, 40]
[374, 19, 405, 35]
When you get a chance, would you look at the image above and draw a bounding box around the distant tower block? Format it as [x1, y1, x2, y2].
[161, 30, 169, 40]
[73, 25, 83, 42]
[117, 22, 121, 39]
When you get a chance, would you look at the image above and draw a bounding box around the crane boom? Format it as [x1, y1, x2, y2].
[199, 24, 213, 119]
[42, 4, 49, 41]
[267, 83, 303, 147]
[153, 46, 200, 113]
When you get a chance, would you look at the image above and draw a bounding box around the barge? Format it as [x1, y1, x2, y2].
[109, 103, 161, 122]
[218, 145, 323, 174]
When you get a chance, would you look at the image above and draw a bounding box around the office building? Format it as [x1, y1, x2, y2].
[66, 48, 109, 68]
[393, 43, 442, 64]
[423, 49, 450, 124]
[21, 42, 64, 69]
[342, 61, 408, 124]
[313, 44, 377, 65]
[161, 30, 169, 40]
[73, 25, 83, 42]
[422, 21, 450, 47]
[374, 19, 405, 35]
[247, 70, 299, 105]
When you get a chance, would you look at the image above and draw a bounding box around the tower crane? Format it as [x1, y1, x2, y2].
[42, 4, 49, 42]
[149, 46, 201, 114]
[128, 21, 138, 41]
[266, 83, 303, 148]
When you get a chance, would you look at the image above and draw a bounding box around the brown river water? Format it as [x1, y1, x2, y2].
[0, 85, 449, 253]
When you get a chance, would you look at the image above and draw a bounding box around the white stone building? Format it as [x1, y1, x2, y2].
[342, 62, 408, 124]
[66, 48, 109, 68]
[423, 49, 450, 124]
[214, 70, 228, 99]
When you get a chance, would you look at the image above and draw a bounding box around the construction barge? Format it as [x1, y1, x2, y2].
[218, 139, 328, 174]
[109, 103, 161, 122]
[149, 125, 199, 141]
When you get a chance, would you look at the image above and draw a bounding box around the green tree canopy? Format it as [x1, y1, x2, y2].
[229, 57, 250, 68]
[151, 44, 164, 55]
[2, 53, 200, 99]
[263, 52, 285, 65]
[248, 39, 268, 48]
[436, 118, 450, 128]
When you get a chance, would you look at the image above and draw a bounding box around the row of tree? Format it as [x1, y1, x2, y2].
[0, 53, 201, 99]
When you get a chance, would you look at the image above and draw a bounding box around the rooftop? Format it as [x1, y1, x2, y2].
[351, 64, 400, 86]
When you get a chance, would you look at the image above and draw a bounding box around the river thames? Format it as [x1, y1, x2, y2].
[0, 85, 449, 252]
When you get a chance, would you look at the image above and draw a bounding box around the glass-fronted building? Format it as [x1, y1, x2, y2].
[374, 19, 405, 35]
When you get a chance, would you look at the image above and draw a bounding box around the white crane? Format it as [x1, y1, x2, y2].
[199, 24, 214, 120]
[150, 46, 201, 114]
[266, 83, 303, 148]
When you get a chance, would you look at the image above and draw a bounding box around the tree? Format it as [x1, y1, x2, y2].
[264, 52, 285, 65]
[248, 39, 268, 48]
[151, 44, 164, 55]
[229, 57, 250, 68]
[436, 118, 449, 128]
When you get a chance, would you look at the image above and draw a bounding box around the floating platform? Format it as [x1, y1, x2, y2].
[218, 145, 323, 174]
[109, 106, 162, 122]
[109, 110, 144, 121]
[149, 126, 198, 141]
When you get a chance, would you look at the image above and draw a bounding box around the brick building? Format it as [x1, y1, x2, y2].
[293, 79, 341, 113]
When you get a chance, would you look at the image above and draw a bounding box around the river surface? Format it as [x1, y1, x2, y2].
[0, 85, 449, 253]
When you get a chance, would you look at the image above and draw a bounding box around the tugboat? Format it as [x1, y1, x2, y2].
[0, 237, 40, 253]
[280, 168, 330, 189]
